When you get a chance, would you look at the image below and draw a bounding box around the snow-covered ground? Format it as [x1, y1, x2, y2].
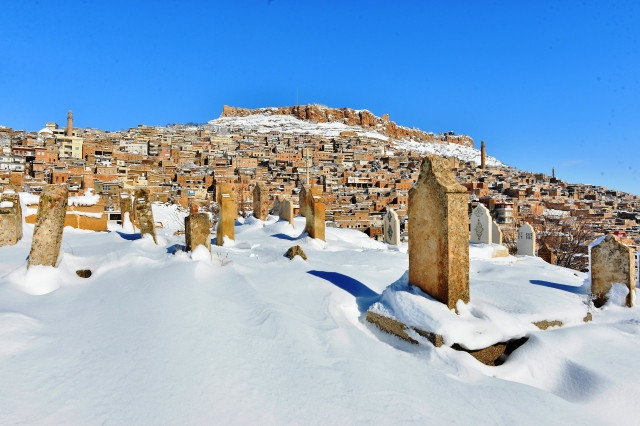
[1, 201, 639, 424]
[207, 113, 505, 167]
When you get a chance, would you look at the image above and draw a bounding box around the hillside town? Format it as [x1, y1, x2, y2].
[1, 106, 639, 269]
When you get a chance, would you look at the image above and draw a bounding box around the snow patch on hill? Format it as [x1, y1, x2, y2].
[207, 113, 506, 167]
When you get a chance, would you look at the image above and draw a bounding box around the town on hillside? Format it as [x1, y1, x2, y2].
[1, 107, 639, 270]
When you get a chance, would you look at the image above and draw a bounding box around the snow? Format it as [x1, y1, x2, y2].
[0, 201, 13, 208]
[207, 113, 505, 167]
[68, 188, 99, 206]
[1, 202, 639, 424]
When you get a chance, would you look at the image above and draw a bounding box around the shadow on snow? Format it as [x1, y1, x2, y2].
[307, 270, 380, 313]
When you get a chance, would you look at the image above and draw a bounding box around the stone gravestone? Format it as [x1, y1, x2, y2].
[279, 197, 295, 227]
[491, 220, 502, 245]
[120, 192, 133, 227]
[305, 191, 325, 241]
[538, 242, 556, 265]
[517, 222, 536, 256]
[134, 189, 157, 244]
[299, 185, 309, 217]
[0, 193, 23, 246]
[299, 184, 322, 218]
[28, 185, 68, 268]
[408, 156, 469, 310]
[590, 234, 635, 307]
[216, 183, 236, 246]
[470, 203, 492, 244]
[252, 183, 270, 221]
[185, 212, 211, 253]
[383, 208, 400, 245]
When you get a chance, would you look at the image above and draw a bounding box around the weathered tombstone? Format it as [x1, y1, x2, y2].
[491, 220, 503, 245]
[590, 234, 635, 307]
[305, 191, 325, 241]
[252, 183, 269, 221]
[408, 156, 469, 310]
[383, 208, 400, 245]
[134, 189, 157, 244]
[470, 203, 492, 244]
[0, 193, 23, 246]
[216, 183, 236, 246]
[538, 242, 557, 265]
[28, 185, 68, 268]
[299, 184, 322, 218]
[185, 212, 211, 252]
[279, 197, 295, 227]
[299, 185, 309, 217]
[120, 192, 133, 227]
[517, 223, 536, 256]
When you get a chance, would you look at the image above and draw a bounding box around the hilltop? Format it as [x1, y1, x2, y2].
[220, 104, 475, 147]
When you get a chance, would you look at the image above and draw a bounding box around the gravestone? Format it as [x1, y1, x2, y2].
[28, 185, 68, 268]
[517, 222, 536, 256]
[216, 183, 236, 246]
[538, 242, 556, 265]
[134, 189, 157, 244]
[491, 220, 502, 245]
[590, 234, 635, 307]
[120, 192, 133, 227]
[185, 212, 211, 252]
[299, 184, 322, 218]
[305, 192, 325, 241]
[0, 193, 23, 246]
[470, 204, 492, 244]
[252, 183, 269, 221]
[279, 197, 295, 227]
[383, 208, 400, 245]
[408, 155, 469, 310]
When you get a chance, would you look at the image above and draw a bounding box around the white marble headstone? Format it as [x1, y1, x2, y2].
[383, 208, 400, 245]
[517, 222, 536, 256]
[470, 204, 492, 244]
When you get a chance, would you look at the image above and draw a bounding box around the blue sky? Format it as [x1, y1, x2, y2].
[1, 1, 639, 194]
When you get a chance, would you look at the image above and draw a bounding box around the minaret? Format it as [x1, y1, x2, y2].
[552, 167, 555, 179]
[480, 140, 486, 169]
[67, 110, 73, 137]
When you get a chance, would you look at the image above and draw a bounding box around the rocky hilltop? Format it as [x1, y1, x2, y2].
[221, 105, 474, 147]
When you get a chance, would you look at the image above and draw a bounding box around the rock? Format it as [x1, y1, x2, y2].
[286, 245, 307, 260]
[76, 269, 92, 278]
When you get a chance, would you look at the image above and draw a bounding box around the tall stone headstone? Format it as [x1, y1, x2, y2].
[279, 197, 295, 227]
[252, 183, 269, 221]
[0, 193, 23, 246]
[517, 222, 536, 256]
[408, 156, 470, 310]
[299, 184, 322, 218]
[134, 189, 157, 244]
[120, 192, 133, 227]
[28, 185, 68, 268]
[470, 204, 492, 244]
[185, 212, 211, 253]
[491, 220, 502, 245]
[305, 191, 325, 241]
[216, 183, 236, 246]
[590, 234, 635, 307]
[383, 208, 400, 245]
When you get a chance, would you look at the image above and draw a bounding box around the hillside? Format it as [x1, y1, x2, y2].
[220, 104, 475, 147]
[1, 202, 639, 424]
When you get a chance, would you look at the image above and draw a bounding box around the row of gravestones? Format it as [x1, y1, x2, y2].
[3, 164, 637, 310]
[405, 156, 638, 310]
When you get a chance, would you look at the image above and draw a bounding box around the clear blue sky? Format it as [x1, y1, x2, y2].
[1, 1, 638, 194]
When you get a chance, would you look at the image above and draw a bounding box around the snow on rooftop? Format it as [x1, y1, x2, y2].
[0, 202, 639, 423]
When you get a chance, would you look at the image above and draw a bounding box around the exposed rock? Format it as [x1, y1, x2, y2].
[220, 105, 474, 147]
[76, 269, 92, 278]
[285, 245, 307, 261]
[533, 320, 563, 330]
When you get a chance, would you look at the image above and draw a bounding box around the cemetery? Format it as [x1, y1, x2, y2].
[0, 156, 638, 423]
